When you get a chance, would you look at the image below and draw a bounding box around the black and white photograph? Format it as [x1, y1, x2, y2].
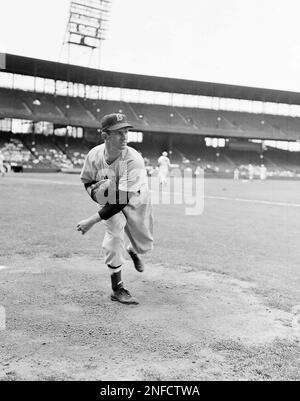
[0, 0, 299, 383]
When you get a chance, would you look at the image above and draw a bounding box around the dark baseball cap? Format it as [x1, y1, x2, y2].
[100, 113, 133, 132]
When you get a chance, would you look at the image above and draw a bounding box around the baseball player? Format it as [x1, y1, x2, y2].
[260, 164, 267, 180]
[248, 164, 254, 180]
[157, 151, 170, 186]
[76, 113, 154, 305]
[0, 151, 6, 177]
[233, 167, 239, 180]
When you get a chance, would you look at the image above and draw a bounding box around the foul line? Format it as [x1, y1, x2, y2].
[152, 190, 300, 208]
[205, 195, 300, 208]
[2, 177, 79, 186]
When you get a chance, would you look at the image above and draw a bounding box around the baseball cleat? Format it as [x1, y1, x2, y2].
[127, 249, 144, 273]
[111, 287, 139, 305]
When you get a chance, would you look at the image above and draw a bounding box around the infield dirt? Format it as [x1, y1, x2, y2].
[0, 174, 299, 380]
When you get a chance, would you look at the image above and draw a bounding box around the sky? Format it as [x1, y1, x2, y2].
[1, 0, 300, 92]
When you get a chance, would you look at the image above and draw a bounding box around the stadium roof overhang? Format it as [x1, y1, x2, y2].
[2, 53, 300, 105]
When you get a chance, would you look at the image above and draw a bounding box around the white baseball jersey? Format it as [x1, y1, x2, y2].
[81, 144, 148, 199]
[80, 144, 153, 265]
[158, 155, 170, 170]
[157, 155, 170, 185]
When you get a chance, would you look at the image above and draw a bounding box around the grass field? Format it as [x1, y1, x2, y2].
[0, 173, 299, 381]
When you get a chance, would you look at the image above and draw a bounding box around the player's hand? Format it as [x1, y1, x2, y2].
[76, 218, 93, 235]
[76, 214, 101, 235]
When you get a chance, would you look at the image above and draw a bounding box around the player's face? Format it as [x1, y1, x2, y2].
[107, 128, 128, 151]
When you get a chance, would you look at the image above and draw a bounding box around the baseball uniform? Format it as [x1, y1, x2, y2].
[80, 144, 154, 267]
[157, 153, 170, 185]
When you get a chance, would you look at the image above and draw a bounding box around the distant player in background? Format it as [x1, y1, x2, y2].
[260, 164, 267, 180]
[0, 151, 6, 177]
[157, 151, 170, 186]
[143, 156, 154, 176]
[233, 167, 239, 180]
[248, 164, 254, 180]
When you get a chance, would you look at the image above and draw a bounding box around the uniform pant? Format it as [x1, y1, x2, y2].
[102, 199, 154, 267]
[158, 167, 168, 184]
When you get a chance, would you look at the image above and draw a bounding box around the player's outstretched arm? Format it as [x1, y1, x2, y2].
[76, 213, 102, 235]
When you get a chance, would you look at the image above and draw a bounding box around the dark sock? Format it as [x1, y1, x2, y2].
[128, 246, 136, 255]
[108, 265, 123, 291]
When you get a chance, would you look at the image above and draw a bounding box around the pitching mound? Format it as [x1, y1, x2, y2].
[0, 255, 298, 380]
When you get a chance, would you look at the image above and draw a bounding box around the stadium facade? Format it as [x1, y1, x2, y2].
[1, 53, 300, 176]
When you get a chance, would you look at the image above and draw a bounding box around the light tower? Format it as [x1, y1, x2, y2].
[60, 0, 111, 68]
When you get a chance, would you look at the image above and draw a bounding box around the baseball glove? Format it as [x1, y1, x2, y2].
[91, 179, 112, 204]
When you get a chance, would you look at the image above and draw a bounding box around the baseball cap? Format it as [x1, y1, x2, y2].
[100, 113, 133, 132]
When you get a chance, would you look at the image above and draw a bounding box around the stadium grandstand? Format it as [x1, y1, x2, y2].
[1, 53, 300, 177]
